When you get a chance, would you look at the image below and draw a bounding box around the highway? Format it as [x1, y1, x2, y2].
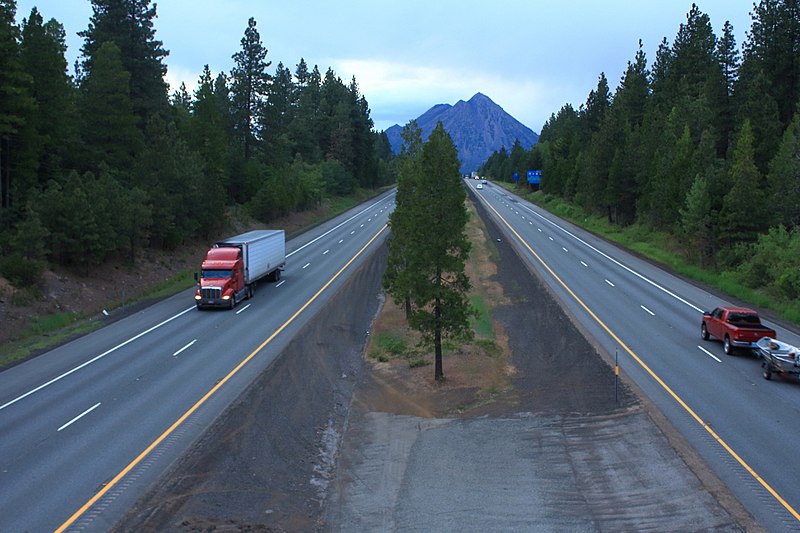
[0, 190, 394, 532]
[469, 179, 800, 531]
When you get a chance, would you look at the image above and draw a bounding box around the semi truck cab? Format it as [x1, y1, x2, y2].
[195, 247, 248, 309]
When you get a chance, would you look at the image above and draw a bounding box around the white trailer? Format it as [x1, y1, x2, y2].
[215, 229, 286, 286]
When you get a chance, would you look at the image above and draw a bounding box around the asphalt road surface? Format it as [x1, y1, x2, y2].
[468, 180, 800, 531]
[0, 190, 394, 532]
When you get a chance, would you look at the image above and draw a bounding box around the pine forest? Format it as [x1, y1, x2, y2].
[0, 0, 393, 286]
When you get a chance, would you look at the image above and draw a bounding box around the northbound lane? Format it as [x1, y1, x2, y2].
[469, 180, 800, 531]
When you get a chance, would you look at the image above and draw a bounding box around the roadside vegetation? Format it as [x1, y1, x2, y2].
[481, 2, 800, 324]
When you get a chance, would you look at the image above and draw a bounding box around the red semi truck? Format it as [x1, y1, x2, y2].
[701, 306, 776, 355]
[195, 229, 285, 309]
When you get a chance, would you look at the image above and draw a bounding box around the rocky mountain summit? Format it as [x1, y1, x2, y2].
[385, 93, 539, 173]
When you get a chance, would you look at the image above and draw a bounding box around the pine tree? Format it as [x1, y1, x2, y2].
[0, 0, 34, 209]
[384, 119, 423, 319]
[740, 0, 800, 128]
[17, 8, 75, 197]
[767, 107, 800, 228]
[680, 175, 715, 264]
[78, 0, 169, 123]
[78, 40, 143, 175]
[230, 16, 271, 160]
[401, 122, 473, 382]
[720, 120, 769, 244]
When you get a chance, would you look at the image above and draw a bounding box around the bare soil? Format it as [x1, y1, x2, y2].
[111, 194, 756, 531]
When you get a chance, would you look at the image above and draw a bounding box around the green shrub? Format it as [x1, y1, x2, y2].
[0, 254, 45, 288]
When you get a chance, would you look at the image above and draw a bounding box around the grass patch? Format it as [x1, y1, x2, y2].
[375, 331, 408, 356]
[0, 312, 102, 369]
[470, 295, 493, 339]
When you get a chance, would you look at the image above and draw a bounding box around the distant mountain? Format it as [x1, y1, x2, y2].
[384, 93, 539, 173]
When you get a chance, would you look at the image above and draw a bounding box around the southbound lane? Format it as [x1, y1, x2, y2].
[0, 191, 394, 532]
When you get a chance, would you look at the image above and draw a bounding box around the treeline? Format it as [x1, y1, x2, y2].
[0, 0, 392, 284]
[481, 1, 800, 303]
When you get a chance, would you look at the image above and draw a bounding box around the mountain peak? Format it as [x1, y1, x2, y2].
[384, 94, 538, 173]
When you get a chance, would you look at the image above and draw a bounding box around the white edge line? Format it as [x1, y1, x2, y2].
[173, 339, 198, 356]
[286, 194, 392, 257]
[518, 202, 704, 313]
[58, 402, 101, 432]
[698, 345, 722, 363]
[0, 306, 196, 412]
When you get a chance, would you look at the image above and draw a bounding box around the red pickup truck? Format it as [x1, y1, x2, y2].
[701, 306, 777, 355]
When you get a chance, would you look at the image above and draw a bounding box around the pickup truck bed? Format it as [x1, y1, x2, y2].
[701, 306, 776, 355]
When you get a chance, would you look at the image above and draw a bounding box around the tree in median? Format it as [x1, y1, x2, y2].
[386, 121, 473, 382]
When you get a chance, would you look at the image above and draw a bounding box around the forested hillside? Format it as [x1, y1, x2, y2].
[481, 2, 800, 307]
[0, 0, 393, 287]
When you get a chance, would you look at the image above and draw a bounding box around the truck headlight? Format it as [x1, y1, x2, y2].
[222, 295, 231, 300]
[195, 294, 201, 300]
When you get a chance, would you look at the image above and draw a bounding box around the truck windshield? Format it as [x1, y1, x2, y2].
[202, 269, 232, 279]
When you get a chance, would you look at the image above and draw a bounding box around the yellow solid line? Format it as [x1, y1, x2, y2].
[481, 196, 800, 523]
[55, 224, 388, 533]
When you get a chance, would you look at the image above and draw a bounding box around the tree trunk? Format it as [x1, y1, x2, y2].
[404, 294, 411, 320]
[434, 298, 444, 382]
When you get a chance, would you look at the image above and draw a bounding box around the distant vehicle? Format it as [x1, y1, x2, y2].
[755, 337, 800, 381]
[476, 183, 483, 189]
[481, 179, 487, 185]
[195, 230, 285, 309]
[701, 306, 777, 355]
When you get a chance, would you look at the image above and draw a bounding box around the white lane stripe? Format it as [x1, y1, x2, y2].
[275, 280, 286, 287]
[0, 306, 196, 412]
[323, 249, 329, 255]
[58, 403, 101, 432]
[173, 339, 197, 355]
[581, 261, 588, 267]
[350, 231, 355, 235]
[641, 305, 655, 316]
[698, 345, 722, 363]
[235, 304, 251, 315]
[562, 247, 569, 253]
[338, 239, 343, 244]
[548, 236, 554, 241]
[605, 279, 615, 287]
[286, 194, 393, 257]
[303, 263, 311, 269]
[519, 202, 704, 313]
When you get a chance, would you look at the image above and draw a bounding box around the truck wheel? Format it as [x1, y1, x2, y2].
[701, 322, 709, 340]
[763, 361, 773, 380]
[723, 336, 733, 355]
[275, 269, 281, 281]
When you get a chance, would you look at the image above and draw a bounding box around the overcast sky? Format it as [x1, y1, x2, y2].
[15, 1, 753, 133]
